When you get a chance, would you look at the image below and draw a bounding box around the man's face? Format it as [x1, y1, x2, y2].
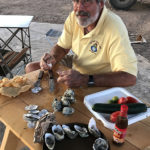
[73, 0, 103, 27]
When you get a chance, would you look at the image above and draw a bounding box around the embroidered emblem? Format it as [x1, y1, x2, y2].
[89, 40, 101, 54]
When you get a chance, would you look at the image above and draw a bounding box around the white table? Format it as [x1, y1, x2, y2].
[0, 15, 33, 77]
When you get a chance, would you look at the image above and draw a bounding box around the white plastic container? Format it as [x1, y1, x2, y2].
[84, 87, 150, 130]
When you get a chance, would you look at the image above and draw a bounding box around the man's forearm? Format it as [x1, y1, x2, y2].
[88, 71, 136, 87]
[50, 44, 70, 62]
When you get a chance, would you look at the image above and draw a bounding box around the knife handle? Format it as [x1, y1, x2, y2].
[48, 70, 53, 79]
[38, 70, 44, 79]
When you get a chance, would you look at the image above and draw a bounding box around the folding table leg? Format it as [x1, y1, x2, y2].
[0, 126, 25, 150]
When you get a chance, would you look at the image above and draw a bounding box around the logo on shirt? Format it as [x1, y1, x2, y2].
[90, 40, 101, 54]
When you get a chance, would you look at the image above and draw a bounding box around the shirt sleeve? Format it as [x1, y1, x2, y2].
[57, 12, 73, 50]
[108, 20, 137, 76]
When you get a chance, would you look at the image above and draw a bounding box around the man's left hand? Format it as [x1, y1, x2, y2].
[57, 69, 88, 88]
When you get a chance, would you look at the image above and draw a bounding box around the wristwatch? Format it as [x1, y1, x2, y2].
[88, 75, 95, 87]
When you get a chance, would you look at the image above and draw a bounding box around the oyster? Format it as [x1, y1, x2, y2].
[88, 117, 101, 138]
[27, 121, 36, 128]
[25, 105, 38, 111]
[52, 124, 65, 141]
[68, 95, 76, 104]
[28, 110, 40, 114]
[64, 89, 75, 97]
[74, 125, 89, 138]
[61, 96, 70, 106]
[52, 98, 63, 111]
[38, 109, 49, 118]
[93, 138, 109, 150]
[23, 114, 40, 122]
[62, 107, 75, 115]
[34, 112, 56, 143]
[45, 133, 55, 150]
[62, 124, 78, 139]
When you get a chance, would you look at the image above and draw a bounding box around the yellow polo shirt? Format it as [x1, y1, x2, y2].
[57, 6, 137, 76]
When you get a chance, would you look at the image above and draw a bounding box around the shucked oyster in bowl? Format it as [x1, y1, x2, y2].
[0, 76, 32, 97]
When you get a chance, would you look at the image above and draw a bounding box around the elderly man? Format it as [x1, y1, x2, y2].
[26, 0, 137, 88]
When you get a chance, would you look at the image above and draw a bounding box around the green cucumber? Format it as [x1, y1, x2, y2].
[92, 103, 147, 114]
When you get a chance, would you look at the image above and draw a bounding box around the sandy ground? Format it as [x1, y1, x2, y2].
[0, 0, 150, 61]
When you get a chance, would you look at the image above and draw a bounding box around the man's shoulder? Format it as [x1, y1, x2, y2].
[104, 8, 128, 35]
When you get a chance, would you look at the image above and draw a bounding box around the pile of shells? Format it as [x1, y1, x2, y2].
[34, 112, 57, 143]
[52, 89, 76, 115]
[23, 104, 49, 128]
[44, 117, 109, 150]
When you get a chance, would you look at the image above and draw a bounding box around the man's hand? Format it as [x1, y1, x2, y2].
[40, 53, 56, 70]
[57, 69, 88, 88]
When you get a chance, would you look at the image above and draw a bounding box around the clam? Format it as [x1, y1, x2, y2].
[74, 125, 89, 138]
[52, 124, 65, 141]
[62, 124, 78, 139]
[52, 98, 63, 111]
[25, 105, 38, 111]
[93, 138, 109, 150]
[88, 117, 101, 138]
[62, 107, 75, 115]
[45, 133, 55, 150]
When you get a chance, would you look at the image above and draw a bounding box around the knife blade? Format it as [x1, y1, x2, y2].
[31, 70, 44, 94]
[48, 70, 55, 92]
[34, 70, 44, 88]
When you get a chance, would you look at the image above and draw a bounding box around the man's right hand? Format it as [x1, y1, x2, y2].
[40, 53, 56, 70]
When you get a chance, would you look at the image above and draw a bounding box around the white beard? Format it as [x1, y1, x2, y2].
[76, 7, 100, 27]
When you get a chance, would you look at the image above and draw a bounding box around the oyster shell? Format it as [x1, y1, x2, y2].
[64, 89, 75, 97]
[27, 121, 36, 128]
[45, 133, 55, 150]
[34, 113, 56, 143]
[28, 110, 40, 114]
[52, 98, 63, 111]
[25, 105, 38, 111]
[62, 107, 75, 115]
[61, 96, 70, 106]
[62, 124, 78, 139]
[52, 125, 65, 141]
[68, 95, 76, 104]
[93, 138, 109, 150]
[88, 117, 101, 138]
[38, 109, 49, 118]
[23, 114, 40, 122]
[74, 125, 89, 138]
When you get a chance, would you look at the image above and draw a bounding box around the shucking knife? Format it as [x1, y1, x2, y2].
[48, 70, 55, 92]
[31, 70, 44, 94]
